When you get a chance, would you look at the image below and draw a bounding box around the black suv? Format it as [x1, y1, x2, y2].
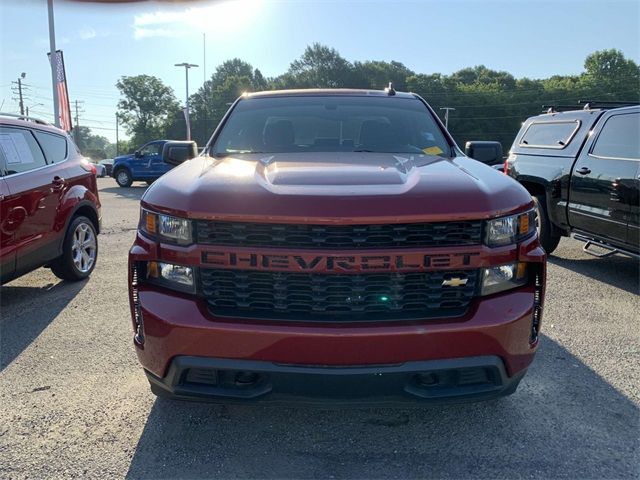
[505, 102, 639, 258]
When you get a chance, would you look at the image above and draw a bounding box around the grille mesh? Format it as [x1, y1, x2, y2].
[195, 220, 483, 249]
[200, 269, 478, 321]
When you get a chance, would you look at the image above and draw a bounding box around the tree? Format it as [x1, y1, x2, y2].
[116, 75, 180, 147]
[352, 60, 415, 90]
[188, 60, 267, 145]
[581, 49, 640, 101]
[73, 126, 113, 160]
[281, 43, 355, 88]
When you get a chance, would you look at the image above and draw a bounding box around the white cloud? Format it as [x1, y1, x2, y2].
[132, 0, 263, 40]
[79, 27, 97, 40]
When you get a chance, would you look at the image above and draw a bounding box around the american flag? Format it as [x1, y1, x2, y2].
[51, 50, 72, 131]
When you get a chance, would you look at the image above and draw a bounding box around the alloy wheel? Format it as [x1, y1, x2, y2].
[71, 222, 97, 273]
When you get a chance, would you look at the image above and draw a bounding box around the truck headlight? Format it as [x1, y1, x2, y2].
[480, 262, 528, 296]
[484, 209, 536, 247]
[146, 261, 195, 293]
[140, 209, 192, 245]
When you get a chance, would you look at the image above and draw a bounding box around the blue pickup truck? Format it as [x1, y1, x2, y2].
[112, 140, 175, 187]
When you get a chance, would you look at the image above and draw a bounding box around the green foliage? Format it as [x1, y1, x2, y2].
[116, 74, 180, 147]
[73, 126, 113, 160]
[117, 47, 639, 152]
[282, 43, 355, 88]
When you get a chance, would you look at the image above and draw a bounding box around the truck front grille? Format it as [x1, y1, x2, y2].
[200, 269, 478, 321]
[195, 220, 482, 249]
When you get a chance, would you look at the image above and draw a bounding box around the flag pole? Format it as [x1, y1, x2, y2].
[48, 0, 60, 127]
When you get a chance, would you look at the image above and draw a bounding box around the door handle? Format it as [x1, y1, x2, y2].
[51, 176, 65, 190]
[575, 167, 591, 175]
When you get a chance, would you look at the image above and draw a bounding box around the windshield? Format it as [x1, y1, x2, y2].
[211, 95, 451, 156]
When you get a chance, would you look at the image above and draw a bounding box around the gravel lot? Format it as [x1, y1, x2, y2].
[1, 177, 638, 479]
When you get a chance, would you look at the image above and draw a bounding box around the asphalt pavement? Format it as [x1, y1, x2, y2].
[1, 177, 638, 479]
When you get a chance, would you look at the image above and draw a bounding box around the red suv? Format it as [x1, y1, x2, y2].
[0, 114, 101, 284]
[129, 89, 546, 405]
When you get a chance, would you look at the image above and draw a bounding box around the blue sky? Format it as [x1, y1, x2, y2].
[1, 0, 638, 143]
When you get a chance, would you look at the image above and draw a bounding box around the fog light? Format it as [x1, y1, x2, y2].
[146, 261, 195, 293]
[480, 263, 528, 296]
[416, 373, 439, 386]
[235, 371, 260, 386]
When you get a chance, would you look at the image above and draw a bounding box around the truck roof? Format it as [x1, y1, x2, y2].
[246, 88, 417, 99]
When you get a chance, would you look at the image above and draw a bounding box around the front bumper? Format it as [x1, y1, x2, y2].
[129, 234, 545, 404]
[146, 355, 526, 405]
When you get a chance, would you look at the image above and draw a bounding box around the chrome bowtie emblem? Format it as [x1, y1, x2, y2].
[442, 277, 468, 287]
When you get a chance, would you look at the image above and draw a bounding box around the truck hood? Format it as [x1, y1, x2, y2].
[142, 153, 533, 222]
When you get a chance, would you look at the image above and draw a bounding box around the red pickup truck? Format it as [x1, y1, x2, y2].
[128, 88, 546, 405]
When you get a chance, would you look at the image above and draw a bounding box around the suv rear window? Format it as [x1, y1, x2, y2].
[212, 96, 451, 156]
[33, 130, 67, 163]
[519, 121, 580, 149]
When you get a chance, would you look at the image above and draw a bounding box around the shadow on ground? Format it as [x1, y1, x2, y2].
[125, 336, 638, 479]
[100, 185, 148, 200]
[549, 252, 640, 295]
[0, 280, 87, 371]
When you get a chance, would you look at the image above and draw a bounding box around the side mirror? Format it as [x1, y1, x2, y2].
[162, 141, 198, 166]
[134, 150, 142, 158]
[465, 141, 504, 166]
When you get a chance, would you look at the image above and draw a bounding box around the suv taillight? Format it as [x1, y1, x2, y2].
[80, 158, 97, 175]
[502, 159, 508, 174]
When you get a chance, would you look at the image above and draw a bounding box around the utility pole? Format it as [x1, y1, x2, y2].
[47, 0, 60, 128]
[11, 73, 28, 116]
[174, 62, 198, 141]
[72, 100, 84, 144]
[17, 74, 25, 116]
[439, 107, 455, 130]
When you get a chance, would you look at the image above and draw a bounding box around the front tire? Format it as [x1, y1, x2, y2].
[533, 195, 560, 254]
[115, 168, 133, 187]
[51, 216, 98, 281]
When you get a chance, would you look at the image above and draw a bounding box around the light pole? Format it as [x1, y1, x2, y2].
[47, 0, 59, 128]
[439, 107, 455, 130]
[174, 62, 198, 141]
[115, 113, 119, 156]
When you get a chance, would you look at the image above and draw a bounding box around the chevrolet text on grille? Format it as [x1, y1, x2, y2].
[201, 251, 482, 272]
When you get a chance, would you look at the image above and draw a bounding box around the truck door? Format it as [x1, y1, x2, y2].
[568, 111, 640, 247]
[138, 141, 163, 178]
[147, 142, 172, 177]
[629, 162, 640, 248]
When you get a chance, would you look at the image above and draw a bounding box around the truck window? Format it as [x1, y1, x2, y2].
[212, 96, 451, 156]
[590, 112, 640, 160]
[140, 143, 162, 156]
[519, 121, 580, 149]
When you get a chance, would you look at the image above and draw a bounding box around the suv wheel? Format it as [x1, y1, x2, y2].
[51, 216, 98, 281]
[533, 195, 560, 254]
[115, 169, 133, 187]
